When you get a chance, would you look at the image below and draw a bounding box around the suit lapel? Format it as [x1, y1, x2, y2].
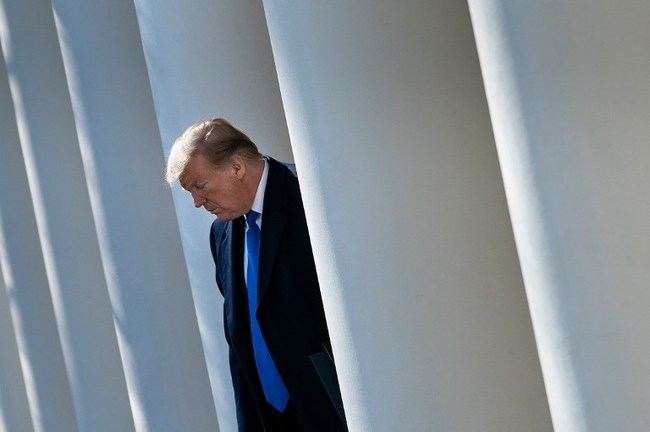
[257, 159, 288, 307]
[221, 217, 249, 345]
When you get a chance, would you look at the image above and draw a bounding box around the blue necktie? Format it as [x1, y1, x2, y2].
[245, 210, 290, 411]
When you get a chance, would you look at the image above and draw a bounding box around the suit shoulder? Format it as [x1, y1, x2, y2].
[267, 157, 298, 180]
[209, 218, 228, 259]
[282, 162, 298, 178]
[210, 218, 227, 238]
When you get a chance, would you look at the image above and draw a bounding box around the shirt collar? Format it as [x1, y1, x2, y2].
[250, 158, 269, 215]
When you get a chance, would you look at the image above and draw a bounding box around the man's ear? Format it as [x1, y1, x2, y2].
[231, 155, 246, 179]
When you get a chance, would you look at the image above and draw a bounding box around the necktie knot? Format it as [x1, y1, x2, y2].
[246, 210, 259, 228]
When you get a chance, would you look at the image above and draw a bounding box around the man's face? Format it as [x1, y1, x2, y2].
[179, 153, 251, 222]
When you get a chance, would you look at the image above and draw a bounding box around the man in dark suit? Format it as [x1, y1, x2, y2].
[166, 118, 347, 431]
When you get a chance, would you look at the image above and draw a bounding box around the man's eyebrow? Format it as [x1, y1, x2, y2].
[183, 180, 204, 192]
[178, 178, 191, 191]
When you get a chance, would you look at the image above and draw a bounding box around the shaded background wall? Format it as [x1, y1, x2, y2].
[1, 0, 649, 431]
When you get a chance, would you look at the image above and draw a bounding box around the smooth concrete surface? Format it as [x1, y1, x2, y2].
[0, 24, 77, 431]
[0, 265, 33, 432]
[51, 0, 219, 430]
[263, 0, 553, 430]
[468, 1, 650, 431]
[0, 0, 134, 430]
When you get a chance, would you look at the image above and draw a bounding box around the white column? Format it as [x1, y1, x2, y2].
[0, 0, 135, 430]
[468, 1, 650, 431]
[263, 1, 553, 431]
[0, 48, 33, 432]
[133, 1, 291, 430]
[50, 0, 219, 430]
[0, 264, 34, 432]
[0, 267, 33, 432]
[0, 260, 33, 432]
[0, 33, 77, 432]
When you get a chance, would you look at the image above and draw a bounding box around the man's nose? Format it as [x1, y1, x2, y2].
[192, 193, 205, 208]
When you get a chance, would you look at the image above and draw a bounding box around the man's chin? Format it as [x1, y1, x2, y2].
[212, 210, 245, 222]
[213, 213, 233, 222]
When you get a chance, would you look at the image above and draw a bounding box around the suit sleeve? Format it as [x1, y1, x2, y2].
[209, 222, 225, 296]
[210, 221, 264, 431]
[224, 310, 264, 432]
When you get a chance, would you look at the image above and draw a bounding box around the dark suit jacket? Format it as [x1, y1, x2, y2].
[209, 158, 346, 431]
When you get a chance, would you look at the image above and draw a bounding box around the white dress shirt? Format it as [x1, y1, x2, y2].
[244, 158, 269, 285]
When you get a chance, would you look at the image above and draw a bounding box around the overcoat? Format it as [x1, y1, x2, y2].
[210, 157, 346, 431]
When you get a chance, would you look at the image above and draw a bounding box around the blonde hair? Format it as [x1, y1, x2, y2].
[166, 118, 262, 184]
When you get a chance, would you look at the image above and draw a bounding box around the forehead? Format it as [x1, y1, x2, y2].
[179, 154, 215, 189]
